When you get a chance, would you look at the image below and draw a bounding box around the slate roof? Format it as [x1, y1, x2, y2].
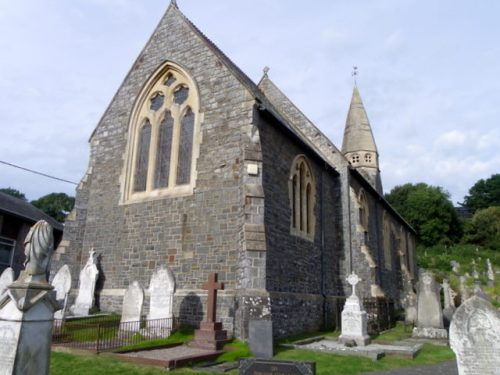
[0, 192, 64, 232]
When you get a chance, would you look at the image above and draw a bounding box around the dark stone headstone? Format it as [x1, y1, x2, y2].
[239, 359, 315, 375]
[248, 320, 273, 358]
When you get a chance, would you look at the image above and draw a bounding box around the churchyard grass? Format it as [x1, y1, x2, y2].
[217, 339, 252, 362]
[275, 343, 455, 375]
[112, 327, 194, 352]
[372, 321, 412, 343]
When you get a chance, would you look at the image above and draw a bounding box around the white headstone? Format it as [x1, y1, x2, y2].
[0, 268, 14, 300]
[450, 296, 500, 375]
[70, 249, 99, 316]
[146, 266, 175, 336]
[412, 270, 447, 339]
[486, 259, 494, 288]
[120, 281, 144, 331]
[339, 272, 370, 346]
[442, 279, 456, 326]
[51, 265, 72, 320]
[459, 275, 470, 303]
[450, 260, 460, 274]
[148, 266, 175, 320]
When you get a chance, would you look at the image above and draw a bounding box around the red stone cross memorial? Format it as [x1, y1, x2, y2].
[189, 272, 228, 350]
[203, 272, 224, 325]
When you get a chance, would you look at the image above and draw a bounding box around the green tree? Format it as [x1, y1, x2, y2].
[385, 183, 462, 247]
[31, 193, 75, 223]
[0, 187, 27, 201]
[463, 206, 500, 250]
[461, 174, 500, 213]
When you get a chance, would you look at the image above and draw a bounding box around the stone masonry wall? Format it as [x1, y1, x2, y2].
[53, 6, 257, 336]
[258, 112, 345, 337]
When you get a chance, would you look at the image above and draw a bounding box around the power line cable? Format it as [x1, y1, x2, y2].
[0, 160, 78, 185]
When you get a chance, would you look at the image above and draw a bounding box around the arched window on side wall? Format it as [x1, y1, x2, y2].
[289, 155, 316, 240]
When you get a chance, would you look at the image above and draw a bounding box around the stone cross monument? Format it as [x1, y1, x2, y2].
[0, 220, 61, 375]
[339, 272, 370, 346]
[190, 272, 228, 350]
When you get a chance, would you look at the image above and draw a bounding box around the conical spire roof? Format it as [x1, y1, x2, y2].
[341, 86, 378, 155]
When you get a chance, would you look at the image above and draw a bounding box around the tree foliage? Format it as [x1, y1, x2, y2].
[463, 206, 500, 250]
[462, 174, 500, 213]
[385, 183, 462, 247]
[0, 187, 27, 201]
[31, 193, 75, 223]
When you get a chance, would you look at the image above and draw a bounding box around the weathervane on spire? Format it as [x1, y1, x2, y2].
[352, 66, 358, 86]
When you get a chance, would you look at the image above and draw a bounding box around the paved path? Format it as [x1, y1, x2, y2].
[360, 360, 458, 375]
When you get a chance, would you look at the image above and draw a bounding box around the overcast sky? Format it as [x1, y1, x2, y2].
[0, 0, 499, 204]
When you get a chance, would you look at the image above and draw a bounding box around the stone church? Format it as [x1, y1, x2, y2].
[52, 2, 416, 339]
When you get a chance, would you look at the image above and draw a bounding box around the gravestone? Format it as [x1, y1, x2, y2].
[449, 296, 500, 375]
[442, 279, 456, 327]
[486, 259, 494, 288]
[402, 289, 417, 324]
[0, 220, 60, 375]
[450, 260, 460, 274]
[0, 267, 14, 300]
[473, 281, 489, 301]
[339, 272, 370, 346]
[147, 266, 175, 336]
[412, 270, 447, 339]
[190, 272, 228, 350]
[471, 260, 479, 280]
[70, 249, 99, 316]
[121, 281, 144, 331]
[459, 275, 470, 303]
[239, 359, 315, 375]
[248, 320, 273, 358]
[51, 265, 72, 320]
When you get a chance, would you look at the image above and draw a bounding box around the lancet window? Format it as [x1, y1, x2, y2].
[289, 155, 316, 239]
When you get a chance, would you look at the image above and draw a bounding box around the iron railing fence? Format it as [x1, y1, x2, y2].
[330, 296, 396, 335]
[52, 315, 177, 353]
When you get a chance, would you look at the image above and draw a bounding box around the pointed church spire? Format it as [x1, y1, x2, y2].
[342, 85, 382, 193]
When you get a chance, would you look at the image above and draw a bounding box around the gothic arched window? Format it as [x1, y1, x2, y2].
[289, 155, 316, 240]
[122, 62, 201, 203]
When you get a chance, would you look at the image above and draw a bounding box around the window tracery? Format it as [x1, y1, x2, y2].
[122, 62, 201, 203]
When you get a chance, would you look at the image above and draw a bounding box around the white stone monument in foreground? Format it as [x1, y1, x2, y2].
[450, 296, 500, 375]
[0, 220, 61, 375]
[339, 272, 370, 346]
[70, 249, 99, 316]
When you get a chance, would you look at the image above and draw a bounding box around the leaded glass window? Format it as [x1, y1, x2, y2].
[124, 63, 200, 202]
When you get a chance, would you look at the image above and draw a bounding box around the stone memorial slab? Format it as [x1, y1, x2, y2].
[486, 258, 494, 288]
[239, 358, 315, 375]
[0, 267, 14, 300]
[459, 275, 469, 304]
[148, 266, 175, 321]
[248, 320, 273, 358]
[412, 270, 447, 339]
[450, 260, 460, 274]
[442, 279, 456, 326]
[146, 266, 175, 336]
[121, 281, 144, 331]
[402, 289, 417, 324]
[339, 272, 370, 346]
[450, 296, 500, 375]
[51, 265, 72, 320]
[70, 249, 99, 316]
